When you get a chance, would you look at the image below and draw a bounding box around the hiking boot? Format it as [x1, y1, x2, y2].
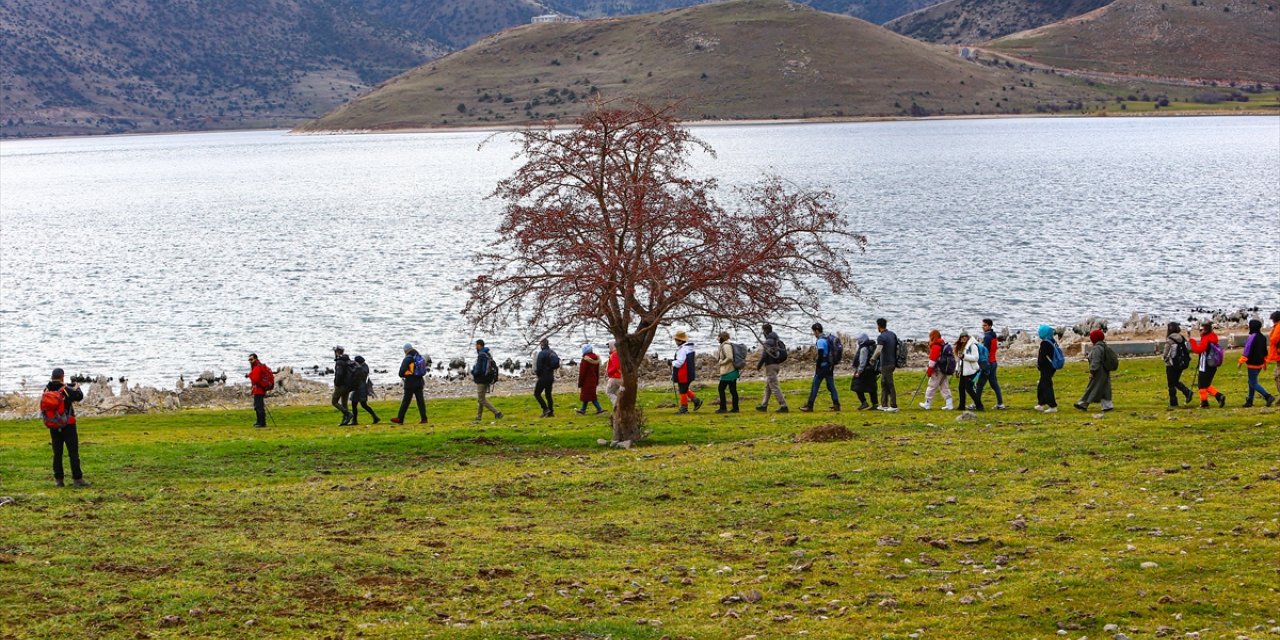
[545, 411, 555, 418]
[1243, 400, 1254, 408]
[756, 405, 768, 412]
[942, 403, 953, 410]
[72, 478, 90, 487]
[594, 409, 607, 415]
[856, 403, 870, 411]
[350, 419, 359, 425]
[692, 398, 703, 412]
[676, 406, 689, 415]
[575, 408, 587, 415]
[776, 406, 790, 413]
[253, 423, 266, 428]
[1216, 393, 1226, 408]
[830, 405, 840, 412]
[730, 407, 739, 413]
[55, 478, 65, 487]
[1183, 389, 1193, 404]
[1200, 400, 1210, 409]
[1073, 403, 1087, 412]
[1267, 395, 1276, 407]
[389, 418, 404, 424]
[798, 405, 813, 413]
[417, 419, 427, 424]
[714, 408, 727, 414]
[918, 402, 931, 410]
[372, 417, 381, 424]
[339, 415, 351, 426]
[495, 412, 504, 419]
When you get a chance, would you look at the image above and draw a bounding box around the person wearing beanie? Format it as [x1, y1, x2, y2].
[1163, 322, 1194, 408]
[715, 331, 741, 414]
[347, 355, 379, 424]
[392, 343, 427, 424]
[534, 338, 559, 418]
[246, 353, 273, 427]
[672, 331, 702, 413]
[1238, 319, 1275, 407]
[576, 344, 604, 415]
[1189, 322, 1227, 408]
[1269, 311, 1280, 397]
[331, 345, 356, 425]
[1075, 329, 1115, 412]
[1034, 325, 1060, 413]
[955, 329, 984, 412]
[919, 329, 954, 411]
[605, 341, 623, 410]
[43, 368, 87, 487]
[800, 322, 840, 412]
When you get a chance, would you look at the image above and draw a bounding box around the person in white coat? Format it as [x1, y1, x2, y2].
[955, 330, 985, 412]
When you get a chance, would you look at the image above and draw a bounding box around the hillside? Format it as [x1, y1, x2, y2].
[986, 0, 1280, 84]
[303, 0, 1163, 131]
[550, 0, 941, 22]
[0, 0, 443, 137]
[886, 0, 1112, 44]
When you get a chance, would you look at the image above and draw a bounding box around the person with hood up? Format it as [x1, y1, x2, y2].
[955, 330, 984, 412]
[534, 338, 558, 418]
[800, 323, 840, 412]
[246, 353, 272, 428]
[471, 340, 504, 422]
[715, 331, 741, 414]
[919, 330, 954, 411]
[605, 341, 623, 410]
[392, 343, 427, 424]
[672, 331, 702, 414]
[1189, 322, 1227, 409]
[1269, 311, 1280, 397]
[850, 332, 879, 410]
[43, 368, 88, 487]
[332, 346, 356, 425]
[1034, 325, 1060, 413]
[576, 344, 604, 415]
[1074, 329, 1115, 412]
[755, 323, 789, 413]
[1238, 319, 1275, 407]
[348, 355, 379, 425]
[1163, 323, 1194, 408]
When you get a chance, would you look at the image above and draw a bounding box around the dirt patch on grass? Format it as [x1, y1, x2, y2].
[794, 423, 855, 443]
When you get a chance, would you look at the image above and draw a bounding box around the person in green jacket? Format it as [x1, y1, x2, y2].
[1074, 329, 1114, 412]
[716, 331, 740, 413]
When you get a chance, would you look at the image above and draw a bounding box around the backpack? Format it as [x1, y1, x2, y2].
[1049, 342, 1066, 370]
[975, 341, 989, 366]
[824, 334, 844, 368]
[1205, 342, 1224, 368]
[484, 354, 500, 384]
[1172, 339, 1191, 370]
[262, 367, 276, 390]
[730, 342, 748, 370]
[771, 337, 789, 363]
[937, 342, 957, 376]
[412, 353, 428, 377]
[1103, 344, 1120, 372]
[894, 336, 908, 368]
[40, 388, 75, 429]
[548, 350, 561, 370]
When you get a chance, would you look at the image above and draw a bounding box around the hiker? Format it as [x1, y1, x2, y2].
[42, 368, 87, 487]
[1074, 329, 1115, 412]
[1189, 321, 1227, 408]
[716, 331, 740, 414]
[605, 341, 622, 409]
[331, 346, 355, 425]
[1163, 323, 1194, 408]
[800, 323, 840, 412]
[873, 318, 898, 412]
[471, 340, 503, 421]
[975, 319, 1006, 409]
[577, 344, 604, 415]
[918, 330, 954, 410]
[1269, 311, 1280, 396]
[672, 331, 702, 413]
[956, 330, 984, 412]
[392, 343, 427, 424]
[755, 323, 789, 413]
[1034, 325, 1060, 413]
[246, 353, 273, 427]
[534, 338, 558, 418]
[348, 355, 379, 425]
[850, 332, 879, 410]
[1238, 319, 1275, 407]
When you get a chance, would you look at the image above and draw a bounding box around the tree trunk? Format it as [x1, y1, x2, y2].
[610, 335, 651, 442]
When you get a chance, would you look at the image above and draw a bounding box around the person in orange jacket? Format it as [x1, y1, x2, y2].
[1268, 310, 1280, 397]
[1238, 319, 1275, 407]
[1189, 322, 1227, 409]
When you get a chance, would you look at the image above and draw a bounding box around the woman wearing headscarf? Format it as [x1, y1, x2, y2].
[1034, 325, 1059, 413]
[1074, 329, 1114, 412]
[576, 344, 603, 415]
[955, 330, 984, 412]
[1189, 321, 1227, 409]
[716, 331, 740, 413]
[919, 329, 953, 410]
[850, 332, 879, 410]
[1238, 319, 1275, 407]
[1163, 322, 1193, 408]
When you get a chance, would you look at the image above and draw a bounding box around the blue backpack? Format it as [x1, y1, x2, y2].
[412, 354, 428, 377]
[976, 341, 990, 364]
[937, 343, 957, 375]
[1049, 341, 1065, 370]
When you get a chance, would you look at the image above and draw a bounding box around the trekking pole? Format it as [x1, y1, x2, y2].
[909, 373, 927, 400]
[264, 402, 279, 429]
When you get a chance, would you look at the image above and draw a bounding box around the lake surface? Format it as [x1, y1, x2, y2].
[2, 117, 1278, 391]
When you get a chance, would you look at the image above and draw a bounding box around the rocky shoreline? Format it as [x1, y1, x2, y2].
[1, 309, 1264, 421]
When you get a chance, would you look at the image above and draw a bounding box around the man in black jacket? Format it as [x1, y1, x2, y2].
[392, 343, 428, 424]
[755, 323, 790, 413]
[45, 368, 88, 487]
[332, 346, 355, 425]
[348, 355, 379, 425]
[533, 338, 557, 418]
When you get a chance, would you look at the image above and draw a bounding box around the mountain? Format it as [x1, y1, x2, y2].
[885, 0, 1111, 44]
[986, 0, 1280, 83]
[351, 0, 550, 49]
[546, 0, 941, 23]
[302, 0, 1161, 131]
[0, 0, 444, 137]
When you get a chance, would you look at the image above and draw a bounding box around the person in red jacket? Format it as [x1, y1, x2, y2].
[246, 353, 272, 427]
[577, 344, 604, 415]
[605, 341, 623, 410]
[1189, 322, 1227, 408]
[919, 329, 953, 410]
[1268, 310, 1280, 397]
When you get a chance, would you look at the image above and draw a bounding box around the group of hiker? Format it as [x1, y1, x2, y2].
[35, 311, 1280, 487]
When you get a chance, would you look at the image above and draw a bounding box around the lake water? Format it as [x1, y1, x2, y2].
[2, 116, 1278, 391]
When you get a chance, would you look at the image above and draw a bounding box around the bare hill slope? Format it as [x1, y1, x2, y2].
[886, 0, 1111, 44]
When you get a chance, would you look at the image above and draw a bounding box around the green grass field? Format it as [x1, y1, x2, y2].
[2, 355, 1278, 639]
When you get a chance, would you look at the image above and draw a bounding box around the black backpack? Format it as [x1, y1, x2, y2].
[484, 354, 500, 384]
[894, 336, 908, 368]
[823, 334, 844, 368]
[772, 337, 788, 363]
[1173, 338, 1191, 370]
[937, 343, 957, 376]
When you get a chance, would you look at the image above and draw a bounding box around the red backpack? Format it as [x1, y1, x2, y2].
[261, 367, 276, 390]
[40, 388, 75, 428]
